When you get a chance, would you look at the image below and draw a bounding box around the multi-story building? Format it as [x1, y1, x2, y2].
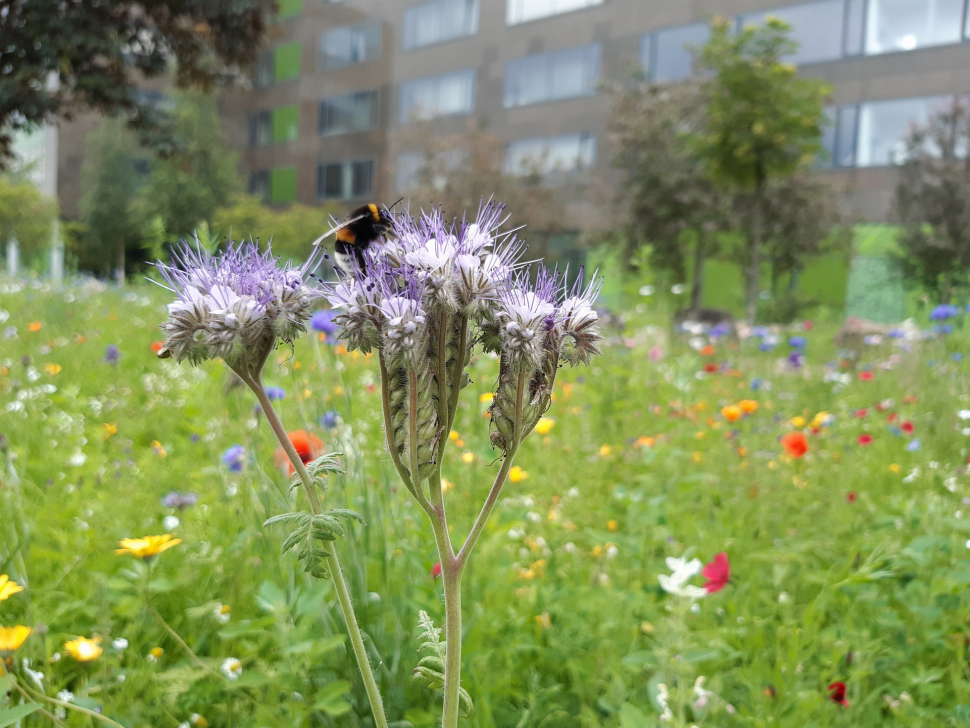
[215, 0, 970, 232]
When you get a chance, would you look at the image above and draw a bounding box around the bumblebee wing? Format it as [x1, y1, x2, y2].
[311, 213, 370, 247]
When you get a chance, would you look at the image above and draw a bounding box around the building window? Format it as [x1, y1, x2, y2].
[319, 91, 379, 135]
[645, 23, 709, 83]
[503, 44, 600, 108]
[317, 160, 375, 200]
[249, 107, 299, 146]
[248, 170, 270, 202]
[403, 0, 479, 50]
[319, 22, 382, 70]
[505, 133, 596, 181]
[855, 96, 950, 166]
[395, 149, 464, 192]
[254, 51, 275, 87]
[399, 69, 476, 123]
[844, 0, 866, 55]
[739, 0, 845, 65]
[506, 0, 604, 25]
[249, 112, 272, 147]
[834, 105, 859, 167]
[864, 0, 964, 55]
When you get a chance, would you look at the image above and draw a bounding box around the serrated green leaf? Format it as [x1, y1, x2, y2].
[263, 511, 310, 528]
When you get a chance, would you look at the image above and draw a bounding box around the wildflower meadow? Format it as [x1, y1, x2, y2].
[3, 236, 970, 727]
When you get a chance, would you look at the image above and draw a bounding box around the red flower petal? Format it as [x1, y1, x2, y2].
[701, 552, 730, 594]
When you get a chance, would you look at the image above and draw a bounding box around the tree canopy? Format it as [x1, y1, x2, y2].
[0, 0, 269, 165]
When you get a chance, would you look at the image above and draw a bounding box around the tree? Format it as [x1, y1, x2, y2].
[608, 78, 730, 311]
[696, 17, 831, 322]
[0, 175, 59, 266]
[0, 0, 269, 166]
[77, 120, 146, 280]
[136, 91, 241, 241]
[894, 97, 970, 303]
[212, 194, 343, 263]
[396, 124, 568, 239]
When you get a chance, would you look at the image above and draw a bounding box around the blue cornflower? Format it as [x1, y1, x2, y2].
[934, 324, 954, 335]
[906, 438, 922, 452]
[788, 336, 806, 348]
[887, 329, 904, 339]
[930, 304, 959, 321]
[787, 350, 804, 368]
[265, 386, 286, 400]
[319, 410, 340, 429]
[311, 310, 339, 339]
[953, 352, 964, 362]
[222, 445, 247, 472]
[750, 377, 763, 390]
[104, 344, 120, 364]
[759, 341, 774, 352]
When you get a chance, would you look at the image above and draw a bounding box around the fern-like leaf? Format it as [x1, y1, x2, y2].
[264, 508, 364, 580]
[412, 611, 474, 717]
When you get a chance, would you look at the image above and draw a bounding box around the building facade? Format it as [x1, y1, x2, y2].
[55, 0, 970, 228]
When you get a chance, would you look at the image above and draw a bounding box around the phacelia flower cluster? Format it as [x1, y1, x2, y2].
[154, 239, 322, 372]
[323, 200, 603, 469]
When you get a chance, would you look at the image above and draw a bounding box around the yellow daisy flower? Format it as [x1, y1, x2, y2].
[508, 466, 528, 483]
[0, 574, 24, 602]
[534, 417, 556, 435]
[115, 534, 182, 560]
[0, 625, 32, 656]
[64, 635, 102, 662]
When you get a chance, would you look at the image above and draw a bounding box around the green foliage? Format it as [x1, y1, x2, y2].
[413, 611, 474, 717]
[77, 119, 147, 276]
[211, 194, 342, 261]
[696, 17, 830, 190]
[5, 281, 970, 726]
[136, 91, 241, 242]
[0, 174, 58, 261]
[894, 98, 970, 303]
[0, 0, 267, 166]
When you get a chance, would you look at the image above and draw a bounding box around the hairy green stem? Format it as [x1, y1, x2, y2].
[16, 681, 125, 728]
[10, 681, 69, 728]
[249, 376, 388, 728]
[440, 554, 463, 728]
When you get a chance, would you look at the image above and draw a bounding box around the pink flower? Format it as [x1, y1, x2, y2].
[854, 408, 867, 419]
[901, 421, 914, 435]
[431, 562, 442, 579]
[857, 434, 873, 446]
[846, 492, 857, 503]
[701, 552, 730, 594]
[858, 371, 873, 381]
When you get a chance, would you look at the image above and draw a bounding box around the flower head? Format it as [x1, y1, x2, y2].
[104, 344, 120, 364]
[930, 303, 959, 321]
[64, 636, 102, 662]
[222, 445, 247, 472]
[115, 534, 181, 560]
[0, 626, 32, 656]
[311, 309, 339, 336]
[154, 239, 322, 372]
[780, 431, 809, 458]
[828, 681, 849, 707]
[701, 552, 730, 593]
[658, 556, 707, 599]
[274, 430, 324, 475]
[162, 492, 199, 510]
[319, 410, 340, 429]
[0, 574, 24, 602]
[221, 657, 243, 680]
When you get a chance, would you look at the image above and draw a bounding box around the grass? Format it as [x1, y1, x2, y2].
[1, 277, 970, 727]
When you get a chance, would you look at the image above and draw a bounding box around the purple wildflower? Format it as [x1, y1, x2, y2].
[319, 410, 340, 429]
[265, 386, 286, 400]
[311, 310, 339, 338]
[221, 445, 247, 473]
[787, 350, 804, 368]
[930, 304, 959, 321]
[788, 336, 806, 348]
[153, 238, 323, 367]
[162, 492, 199, 510]
[104, 344, 120, 364]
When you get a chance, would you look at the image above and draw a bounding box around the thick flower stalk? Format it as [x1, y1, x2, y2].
[324, 200, 603, 728]
[154, 238, 389, 728]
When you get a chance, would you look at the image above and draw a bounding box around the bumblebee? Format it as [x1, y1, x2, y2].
[313, 202, 396, 274]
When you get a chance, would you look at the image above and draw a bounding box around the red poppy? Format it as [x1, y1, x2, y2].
[802, 320, 813, 330]
[858, 371, 873, 381]
[150, 341, 165, 353]
[780, 431, 809, 458]
[701, 552, 730, 594]
[703, 362, 718, 373]
[857, 434, 873, 446]
[274, 430, 325, 475]
[828, 681, 849, 707]
[854, 408, 867, 418]
[846, 492, 857, 503]
[431, 561, 442, 579]
[700, 345, 716, 356]
[886, 412, 898, 423]
[901, 421, 914, 434]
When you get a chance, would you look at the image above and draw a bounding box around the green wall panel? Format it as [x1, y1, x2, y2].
[274, 43, 301, 82]
[278, 0, 302, 18]
[270, 167, 297, 204]
[272, 105, 299, 143]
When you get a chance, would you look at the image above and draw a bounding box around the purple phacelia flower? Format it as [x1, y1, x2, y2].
[221, 445, 247, 472]
[319, 410, 340, 429]
[930, 304, 959, 321]
[162, 492, 199, 509]
[265, 386, 286, 400]
[311, 310, 339, 337]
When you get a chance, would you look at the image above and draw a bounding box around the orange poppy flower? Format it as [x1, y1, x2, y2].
[780, 431, 809, 458]
[274, 430, 325, 474]
[721, 405, 742, 423]
[739, 399, 759, 415]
